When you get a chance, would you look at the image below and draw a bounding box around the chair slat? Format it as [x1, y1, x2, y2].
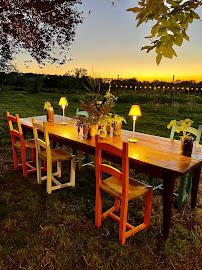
[99, 164, 122, 180]
[7, 114, 18, 123]
[98, 142, 122, 157]
[36, 138, 46, 149]
[32, 122, 45, 133]
[12, 129, 20, 138]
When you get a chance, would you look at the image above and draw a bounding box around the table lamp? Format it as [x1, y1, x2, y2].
[128, 105, 142, 143]
[59, 97, 68, 125]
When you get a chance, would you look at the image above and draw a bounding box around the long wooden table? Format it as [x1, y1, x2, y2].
[20, 114, 202, 242]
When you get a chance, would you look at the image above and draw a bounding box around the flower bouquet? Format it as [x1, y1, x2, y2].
[167, 118, 194, 156]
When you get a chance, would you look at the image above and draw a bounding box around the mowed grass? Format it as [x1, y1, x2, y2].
[0, 88, 202, 269]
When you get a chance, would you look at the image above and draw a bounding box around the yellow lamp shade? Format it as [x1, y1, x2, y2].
[59, 97, 68, 107]
[128, 105, 142, 116]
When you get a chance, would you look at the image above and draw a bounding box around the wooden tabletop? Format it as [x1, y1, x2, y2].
[20, 114, 202, 178]
[20, 114, 202, 242]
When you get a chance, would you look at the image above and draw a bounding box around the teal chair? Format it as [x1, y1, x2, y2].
[149, 124, 202, 210]
[74, 109, 94, 170]
[76, 108, 89, 118]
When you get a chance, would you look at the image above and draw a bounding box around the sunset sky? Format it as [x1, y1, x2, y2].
[15, 0, 202, 82]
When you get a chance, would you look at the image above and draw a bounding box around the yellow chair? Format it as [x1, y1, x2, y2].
[95, 135, 153, 245]
[32, 118, 76, 194]
[6, 112, 36, 177]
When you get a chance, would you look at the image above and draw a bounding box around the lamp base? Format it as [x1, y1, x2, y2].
[60, 122, 67, 125]
[129, 138, 138, 143]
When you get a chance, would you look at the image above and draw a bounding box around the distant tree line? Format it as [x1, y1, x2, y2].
[0, 72, 109, 94]
[1, 72, 202, 96]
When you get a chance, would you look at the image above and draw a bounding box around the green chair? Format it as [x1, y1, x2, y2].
[149, 124, 202, 210]
[76, 108, 89, 118]
[74, 108, 94, 170]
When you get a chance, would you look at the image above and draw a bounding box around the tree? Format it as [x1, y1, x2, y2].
[0, 0, 82, 66]
[65, 68, 88, 78]
[127, 0, 202, 64]
[0, 45, 18, 92]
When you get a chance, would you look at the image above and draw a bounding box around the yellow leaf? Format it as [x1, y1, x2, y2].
[156, 53, 162, 65]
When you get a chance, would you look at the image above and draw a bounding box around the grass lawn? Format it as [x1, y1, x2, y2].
[0, 89, 202, 269]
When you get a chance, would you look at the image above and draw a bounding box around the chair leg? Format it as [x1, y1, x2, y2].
[186, 171, 193, 195]
[149, 176, 155, 187]
[21, 147, 27, 177]
[114, 198, 120, 212]
[85, 153, 89, 162]
[32, 148, 36, 165]
[144, 188, 153, 227]
[36, 156, 42, 184]
[177, 174, 187, 210]
[12, 146, 18, 170]
[70, 156, 76, 187]
[57, 161, 62, 178]
[95, 187, 102, 228]
[77, 150, 82, 170]
[47, 160, 52, 194]
[73, 149, 77, 156]
[119, 198, 129, 245]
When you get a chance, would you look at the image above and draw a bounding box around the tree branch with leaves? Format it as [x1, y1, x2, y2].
[127, 0, 202, 64]
[0, 0, 82, 66]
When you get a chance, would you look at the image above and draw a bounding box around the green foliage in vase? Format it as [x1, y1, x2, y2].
[111, 113, 127, 124]
[127, 0, 201, 64]
[78, 89, 118, 127]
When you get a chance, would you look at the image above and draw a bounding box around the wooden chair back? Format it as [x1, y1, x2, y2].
[6, 112, 37, 177]
[76, 108, 89, 117]
[6, 111, 25, 148]
[95, 134, 129, 195]
[32, 118, 51, 162]
[170, 124, 202, 143]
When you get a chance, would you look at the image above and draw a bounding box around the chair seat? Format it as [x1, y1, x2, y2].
[14, 139, 36, 149]
[100, 176, 149, 200]
[39, 148, 73, 163]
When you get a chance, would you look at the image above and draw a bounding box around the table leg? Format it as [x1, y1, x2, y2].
[162, 174, 175, 242]
[191, 165, 201, 208]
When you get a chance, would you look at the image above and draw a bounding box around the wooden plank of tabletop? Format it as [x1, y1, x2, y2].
[20, 115, 202, 177]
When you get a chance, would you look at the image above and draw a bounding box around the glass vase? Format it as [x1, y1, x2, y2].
[113, 123, 122, 136]
[47, 108, 54, 122]
[180, 136, 194, 157]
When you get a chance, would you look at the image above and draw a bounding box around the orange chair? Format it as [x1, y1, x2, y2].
[95, 135, 153, 245]
[6, 112, 37, 177]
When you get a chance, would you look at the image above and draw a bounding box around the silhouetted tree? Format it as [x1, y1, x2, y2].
[0, 0, 82, 65]
[0, 45, 18, 93]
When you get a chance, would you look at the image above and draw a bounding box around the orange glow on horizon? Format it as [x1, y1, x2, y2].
[18, 64, 202, 83]
[17, 55, 202, 83]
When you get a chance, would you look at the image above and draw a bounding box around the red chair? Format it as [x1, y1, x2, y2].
[95, 135, 153, 245]
[6, 112, 37, 177]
